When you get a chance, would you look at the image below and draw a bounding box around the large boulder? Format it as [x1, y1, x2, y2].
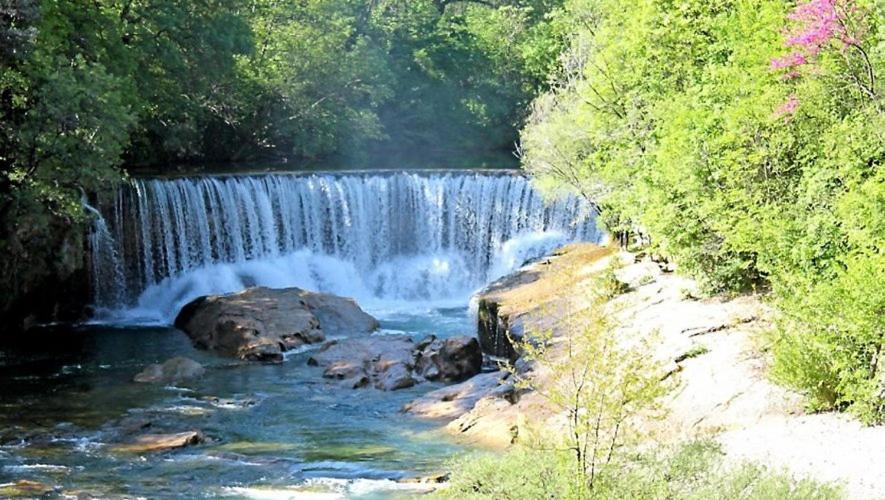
[297, 290, 380, 336]
[174, 287, 378, 362]
[134, 357, 205, 384]
[308, 334, 482, 391]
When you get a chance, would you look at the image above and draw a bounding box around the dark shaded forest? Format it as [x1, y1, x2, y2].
[0, 0, 564, 327]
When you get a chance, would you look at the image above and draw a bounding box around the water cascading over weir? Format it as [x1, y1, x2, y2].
[89, 170, 603, 324]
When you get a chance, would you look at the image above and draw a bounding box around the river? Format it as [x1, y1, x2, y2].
[0, 170, 601, 498]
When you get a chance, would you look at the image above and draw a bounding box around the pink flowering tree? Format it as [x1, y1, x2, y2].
[771, 0, 876, 116]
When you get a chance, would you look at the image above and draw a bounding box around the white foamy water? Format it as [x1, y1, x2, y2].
[89, 171, 601, 324]
[221, 477, 436, 499]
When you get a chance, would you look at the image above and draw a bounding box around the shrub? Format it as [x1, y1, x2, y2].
[505, 263, 669, 495]
[772, 252, 885, 423]
[439, 440, 842, 499]
[596, 259, 631, 300]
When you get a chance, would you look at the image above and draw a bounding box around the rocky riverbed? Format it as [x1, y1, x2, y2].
[0, 289, 476, 498]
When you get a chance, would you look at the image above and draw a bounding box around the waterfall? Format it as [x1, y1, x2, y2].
[83, 199, 126, 308]
[89, 171, 602, 324]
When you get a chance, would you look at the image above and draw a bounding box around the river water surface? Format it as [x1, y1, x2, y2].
[0, 308, 472, 498]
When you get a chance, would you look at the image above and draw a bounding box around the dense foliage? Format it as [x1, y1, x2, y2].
[521, 0, 883, 421]
[0, 0, 564, 327]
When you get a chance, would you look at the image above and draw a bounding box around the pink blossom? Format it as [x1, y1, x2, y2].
[774, 94, 801, 119]
[784, 0, 842, 55]
[770, 0, 858, 70]
[770, 52, 807, 70]
[839, 34, 859, 46]
[769, 0, 873, 109]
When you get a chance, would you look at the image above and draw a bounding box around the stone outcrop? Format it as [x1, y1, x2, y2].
[406, 244, 618, 448]
[133, 357, 205, 384]
[174, 287, 378, 362]
[308, 334, 482, 391]
[474, 244, 612, 360]
[475, 294, 524, 361]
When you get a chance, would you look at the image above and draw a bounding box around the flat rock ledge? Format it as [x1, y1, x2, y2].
[308, 334, 482, 391]
[403, 370, 514, 419]
[174, 287, 379, 362]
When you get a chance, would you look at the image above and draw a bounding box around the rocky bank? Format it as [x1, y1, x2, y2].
[406, 243, 885, 498]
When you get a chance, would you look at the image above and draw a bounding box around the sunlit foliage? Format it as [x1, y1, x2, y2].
[520, 0, 883, 421]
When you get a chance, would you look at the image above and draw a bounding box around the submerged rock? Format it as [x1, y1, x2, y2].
[114, 416, 153, 435]
[174, 287, 378, 362]
[308, 334, 481, 391]
[111, 430, 205, 454]
[0, 480, 57, 498]
[133, 357, 205, 384]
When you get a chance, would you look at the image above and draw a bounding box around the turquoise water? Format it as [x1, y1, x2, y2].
[0, 307, 473, 498]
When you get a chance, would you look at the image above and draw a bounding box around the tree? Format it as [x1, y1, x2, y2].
[508, 259, 668, 494]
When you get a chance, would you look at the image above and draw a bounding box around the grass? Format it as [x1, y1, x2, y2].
[435, 440, 842, 500]
[675, 344, 710, 363]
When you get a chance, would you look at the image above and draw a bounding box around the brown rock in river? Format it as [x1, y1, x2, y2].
[112, 431, 204, 453]
[414, 335, 483, 382]
[173, 287, 378, 362]
[403, 371, 511, 419]
[378, 362, 417, 391]
[308, 334, 481, 391]
[309, 336, 417, 390]
[297, 289, 380, 336]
